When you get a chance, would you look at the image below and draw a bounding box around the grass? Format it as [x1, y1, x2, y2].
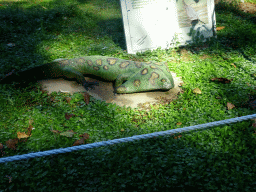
[0, 0, 256, 191]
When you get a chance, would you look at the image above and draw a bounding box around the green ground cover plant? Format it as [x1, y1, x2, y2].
[0, 0, 256, 191]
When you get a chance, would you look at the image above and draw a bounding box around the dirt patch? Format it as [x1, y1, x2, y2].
[215, 0, 256, 15]
[239, 2, 256, 14]
[38, 71, 183, 111]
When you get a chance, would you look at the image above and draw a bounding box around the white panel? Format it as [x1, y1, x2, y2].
[120, 0, 216, 54]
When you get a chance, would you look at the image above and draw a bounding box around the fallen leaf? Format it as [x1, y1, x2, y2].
[65, 113, 75, 120]
[5, 175, 12, 183]
[178, 82, 184, 87]
[79, 133, 89, 140]
[193, 88, 202, 94]
[174, 135, 182, 139]
[50, 97, 55, 102]
[65, 97, 71, 103]
[176, 122, 182, 125]
[50, 130, 61, 134]
[17, 132, 30, 139]
[73, 133, 90, 146]
[231, 63, 236, 68]
[227, 102, 235, 110]
[27, 124, 34, 136]
[216, 26, 225, 31]
[5, 138, 18, 151]
[73, 138, 86, 146]
[60, 130, 77, 137]
[83, 93, 90, 105]
[211, 77, 233, 84]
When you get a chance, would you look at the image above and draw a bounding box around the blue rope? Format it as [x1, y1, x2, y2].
[0, 114, 255, 164]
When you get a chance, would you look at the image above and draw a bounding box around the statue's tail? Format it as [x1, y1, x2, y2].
[0, 64, 50, 85]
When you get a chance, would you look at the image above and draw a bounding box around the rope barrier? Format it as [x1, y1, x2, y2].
[0, 113, 255, 164]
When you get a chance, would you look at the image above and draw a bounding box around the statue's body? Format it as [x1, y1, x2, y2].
[1, 56, 174, 94]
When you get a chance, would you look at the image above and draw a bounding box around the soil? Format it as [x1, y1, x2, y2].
[215, 0, 256, 15]
[38, 71, 184, 111]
